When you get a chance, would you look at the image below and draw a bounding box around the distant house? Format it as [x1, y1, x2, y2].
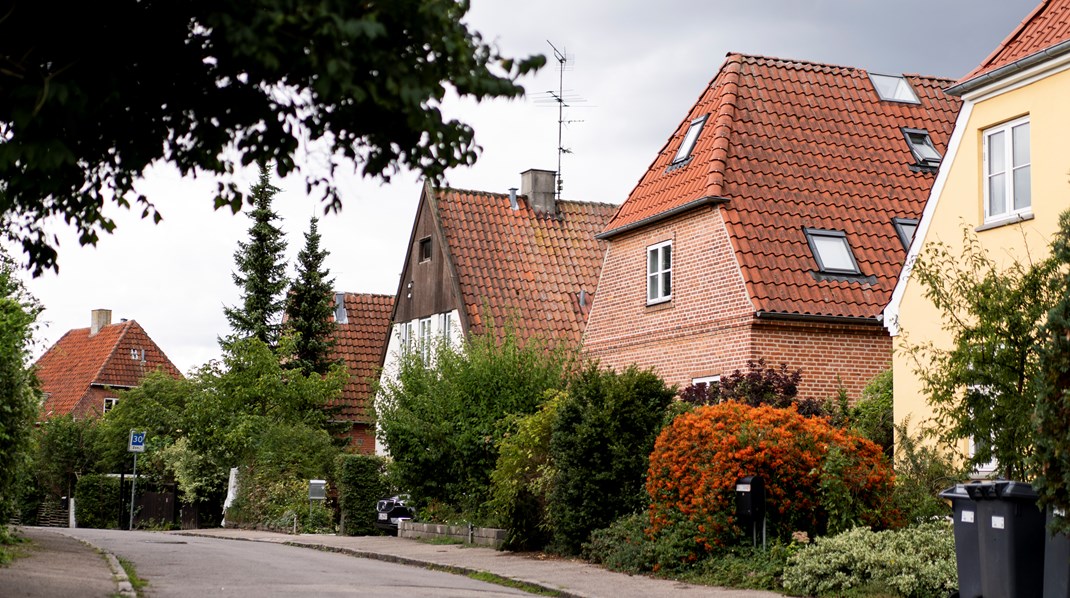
[377, 170, 616, 453]
[35, 309, 183, 419]
[326, 292, 393, 454]
[886, 0, 1069, 463]
[583, 53, 961, 402]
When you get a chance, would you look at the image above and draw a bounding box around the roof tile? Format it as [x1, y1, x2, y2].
[328, 293, 393, 423]
[959, 0, 1070, 85]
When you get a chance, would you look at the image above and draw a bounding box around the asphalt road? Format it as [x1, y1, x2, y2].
[61, 528, 531, 597]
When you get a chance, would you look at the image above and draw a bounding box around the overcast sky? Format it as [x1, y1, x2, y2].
[18, 0, 1036, 374]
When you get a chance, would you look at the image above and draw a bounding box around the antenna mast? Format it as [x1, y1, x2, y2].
[548, 41, 570, 201]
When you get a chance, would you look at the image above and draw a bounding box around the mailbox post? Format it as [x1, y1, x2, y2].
[736, 476, 766, 549]
[309, 479, 326, 528]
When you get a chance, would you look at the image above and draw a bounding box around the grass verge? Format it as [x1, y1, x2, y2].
[118, 557, 148, 594]
[467, 571, 562, 596]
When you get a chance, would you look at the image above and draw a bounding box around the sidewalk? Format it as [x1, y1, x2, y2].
[0, 527, 129, 598]
[173, 528, 781, 598]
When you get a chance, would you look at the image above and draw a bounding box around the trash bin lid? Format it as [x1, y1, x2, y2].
[939, 484, 971, 500]
[993, 480, 1038, 500]
[965, 481, 998, 500]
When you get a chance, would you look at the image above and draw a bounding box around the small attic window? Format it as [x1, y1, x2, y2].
[870, 73, 920, 103]
[334, 292, 348, 324]
[805, 228, 860, 275]
[418, 237, 432, 262]
[672, 115, 708, 165]
[902, 128, 942, 168]
[893, 217, 919, 250]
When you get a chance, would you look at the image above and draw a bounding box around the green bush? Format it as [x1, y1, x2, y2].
[334, 453, 388, 536]
[852, 370, 893, 458]
[892, 420, 966, 524]
[75, 474, 121, 529]
[782, 521, 956, 597]
[582, 513, 653, 573]
[548, 364, 676, 554]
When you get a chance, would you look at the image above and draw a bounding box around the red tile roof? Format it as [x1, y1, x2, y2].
[958, 0, 1070, 85]
[35, 320, 182, 418]
[432, 188, 615, 346]
[602, 53, 961, 319]
[328, 293, 393, 423]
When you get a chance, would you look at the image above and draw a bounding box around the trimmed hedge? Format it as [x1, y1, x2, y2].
[334, 454, 388, 536]
[75, 474, 121, 529]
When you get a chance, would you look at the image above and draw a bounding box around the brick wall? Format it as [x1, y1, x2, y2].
[585, 206, 891, 402]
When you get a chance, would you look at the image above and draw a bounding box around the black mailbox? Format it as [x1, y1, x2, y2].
[736, 476, 765, 518]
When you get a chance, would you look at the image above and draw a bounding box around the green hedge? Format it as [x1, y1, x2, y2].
[334, 454, 388, 536]
[75, 474, 121, 529]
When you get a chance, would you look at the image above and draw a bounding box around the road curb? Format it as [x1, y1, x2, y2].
[67, 534, 136, 597]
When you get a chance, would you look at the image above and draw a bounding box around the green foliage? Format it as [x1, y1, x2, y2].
[891, 419, 965, 524]
[547, 364, 676, 555]
[377, 327, 572, 518]
[582, 512, 654, 573]
[33, 415, 103, 498]
[903, 225, 1059, 480]
[487, 391, 563, 550]
[682, 544, 795, 591]
[719, 358, 802, 408]
[224, 164, 289, 348]
[334, 454, 389, 536]
[284, 217, 338, 376]
[0, 252, 39, 528]
[74, 474, 121, 529]
[1, 0, 544, 275]
[782, 522, 957, 598]
[851, 370, 894, 458]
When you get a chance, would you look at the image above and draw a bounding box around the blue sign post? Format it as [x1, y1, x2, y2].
[128, 431, 146, 530]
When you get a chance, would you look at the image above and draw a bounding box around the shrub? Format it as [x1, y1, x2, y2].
[852, 370, 893, 458]
[582, 512, 653, 573]
[548, 364, 676, 554]
[782, 521, 956, 597]
[892, 419, 966, 524]
[334, 453, 388, 536]
[75, 474, 121, 529]
[719, 358, 801, 408]
[647, 403, 898, 561]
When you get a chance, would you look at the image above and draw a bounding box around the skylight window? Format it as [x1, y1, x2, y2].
[672, 115, 708, 165]
[902, 128, 942, 168]
[805, 228, 860, 275]
[334, 292, 348, 324]
[892, 218, 919, 250]
[870, 73, 920, 103]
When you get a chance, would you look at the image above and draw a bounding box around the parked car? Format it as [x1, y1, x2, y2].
[375, 495, 414, 535]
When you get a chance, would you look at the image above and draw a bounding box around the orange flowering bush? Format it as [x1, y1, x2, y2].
[646, 403, 898, 555]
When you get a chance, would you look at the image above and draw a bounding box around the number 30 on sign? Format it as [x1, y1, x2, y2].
[128, 430, 147, 453]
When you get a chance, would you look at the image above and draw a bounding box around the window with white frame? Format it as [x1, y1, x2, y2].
[984, 117, 1030, 223]
[869, 73, 920, 103]
[892, 217, 919, 250]
[902, 128, 942, 168]
[672, 115, 708, 165]
[419, 318, 432, 360]
[399, 321, 414, 353]
[103, 397, 119, 414]
[647, 240, 672, 304]
[804, 228, 861, 275]
[440, 312, 453, 345]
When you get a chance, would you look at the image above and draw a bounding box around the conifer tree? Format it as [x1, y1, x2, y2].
[285, 216, 337, 375]
[224, 164, 288, 347]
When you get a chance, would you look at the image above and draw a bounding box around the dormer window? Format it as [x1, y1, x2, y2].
[893, 218, 919, 250]
[902, 128, 942, 168]
[805, 228, 860, 275]
[672, 115, 708, 165]
[334, 292, 348, 324]
[870, 73, 920, 103]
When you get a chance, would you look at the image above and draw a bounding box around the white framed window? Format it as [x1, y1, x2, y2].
[399, 321, 414, 353]
[969, 436, 999, 477]
[440, 312, 453, 345]
[647, 240, 672, 304]
[869, 73, 920, 103]
[103, 397, 119, 414]
[984, 117, 1030, 223]
[672, 115, 708, 165]
[892, 217, 919, 250]
[419, 318, 432, 360]
[902, 128, 942, 168]
[804, 229, 860, 275]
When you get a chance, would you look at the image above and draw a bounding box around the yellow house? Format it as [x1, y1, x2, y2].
[885, 0, 1070, 467]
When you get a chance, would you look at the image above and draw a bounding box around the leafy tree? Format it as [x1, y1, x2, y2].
[224, 164, 288, 347]
[0, 252, 39, 533]
[1032, 210, 1070, 526]
[33, 416, 102, 499]
[903, 226, 1059, 480]
[284, 216, 337, 376]
[1, 0, 544, 275]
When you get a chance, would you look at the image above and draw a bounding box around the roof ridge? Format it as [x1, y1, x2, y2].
[738, 52, 955, 81]
[704, 54, 744, 197]
[958, 0, 1051, 84]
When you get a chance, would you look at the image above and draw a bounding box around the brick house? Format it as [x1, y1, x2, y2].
[35, 309, 183, 418]
[377, 172, 616, 453]
[326, 292, 393, 453]
[583, 53, 961, 401]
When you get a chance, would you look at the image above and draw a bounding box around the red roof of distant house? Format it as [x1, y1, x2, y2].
[432, 188, 615, 346]
[957, 0, 1070, 86]
[35, 318, 182, 418]
[601, 53, 961, 320]
[328, 293, 392, 423]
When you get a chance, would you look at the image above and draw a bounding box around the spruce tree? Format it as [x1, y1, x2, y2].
[224, 164, 288, 347]
[285, 216, 338, 375]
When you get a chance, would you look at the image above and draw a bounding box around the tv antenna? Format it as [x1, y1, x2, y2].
[538, 41, 587, 200]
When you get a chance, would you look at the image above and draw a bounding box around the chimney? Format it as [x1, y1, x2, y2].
[90, 309, 112, 336]
[521, 169, 557, 217]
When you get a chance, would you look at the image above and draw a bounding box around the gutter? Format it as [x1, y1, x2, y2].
[947, 38, 1070, 96]
[754, 310, 883, 327]
[596, 195, 729, 240]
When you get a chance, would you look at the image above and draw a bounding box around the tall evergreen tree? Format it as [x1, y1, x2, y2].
[285, 216, 337, 375]
[224, 164, 288, 347]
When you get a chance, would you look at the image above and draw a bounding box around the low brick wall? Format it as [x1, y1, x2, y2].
[399, 521, 506, 549]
